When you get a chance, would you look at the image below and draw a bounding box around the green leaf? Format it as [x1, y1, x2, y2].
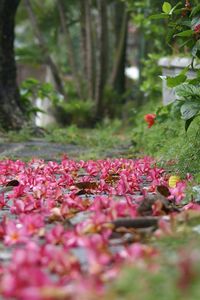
[166, 74, 187, 88]
[172, 8, 183, 15]
[179, 38, 194, 49]
[174, 30, 194, 37]
[192, 40, 200, 57]
[190, 4, 200, 17]
[169, 2, 182, 15]
[185, 116, 196, 132]
[180, 102, 200, 120]
[162, 2, 172, 14]
[179, 20, 191, 27]
[28, 107, 45, 115]
[166, 27, 177, 43]
[191, 17, 200, 28]
[180, 66, 190, 76]
[188, 78, 200, 85]
[149, 13, 169, 20]
[175, 83, 200, 99]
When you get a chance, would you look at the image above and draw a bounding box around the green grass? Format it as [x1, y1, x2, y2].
[3, 119, 133, 161]
[130, 99, 200, 180]
[106, 229, 200, 300]
[44, 120, 132, 160]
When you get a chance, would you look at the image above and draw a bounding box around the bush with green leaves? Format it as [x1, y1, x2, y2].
[131, 97, 200, 178]
[153, 1, 200, 130]
[55, 99, 94, 127]
[140, 53, 162, 100]
[125, 0, 178, 104]
[174, 80, 200, 131]
[20, 78, 63, 118]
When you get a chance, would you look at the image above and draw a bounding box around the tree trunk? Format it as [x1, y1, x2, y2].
[24, 0, 66, 98]
[80, 0, 87, 97]
[0, 0, 26, 130]
[95, 0, 108, 120]
[57, 0, 82, 99]
[109, 6, 128, 93]
[113, 1, 128, 95]
[85, 0, 95, 100]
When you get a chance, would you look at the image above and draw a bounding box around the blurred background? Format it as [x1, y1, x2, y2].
[13, 0, 176, 128]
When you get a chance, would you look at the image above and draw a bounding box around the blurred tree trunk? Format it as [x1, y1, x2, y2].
[0, 0, 26, 130]
[84, 0, 95, 100]
[57, 0, 82, 99]
[24, 0, 66, 98]
[112, 1, 128, 95]
[79, 0, 87, 84]
[109, 4, 128, 94]
[95, 0, 108, 120]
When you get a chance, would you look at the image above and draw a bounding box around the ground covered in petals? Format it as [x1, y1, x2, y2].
[0, 157, 200, 299]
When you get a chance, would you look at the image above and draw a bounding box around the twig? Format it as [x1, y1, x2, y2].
[112, 217, 160, 229]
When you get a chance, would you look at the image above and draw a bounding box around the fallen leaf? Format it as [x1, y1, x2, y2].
[6, 179, 20, 187]
[157, 185, 171, 197]
[74, 181, 98, 190]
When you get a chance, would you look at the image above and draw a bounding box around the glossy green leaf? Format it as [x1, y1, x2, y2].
[180, 102, 200, 120]
[166, 74, 187, 88]
[191, 16, 200, 28]
[179, 20, 191, 27]
[149, 13, 169, 20]
[174, 30, 194, 37]
[180, 66, 190, 76]
[169, 2, 182, 15]
[162, 2, 172, 14]
[185, 116, 196, 132]
[190, 4, 200, 17]
[175, 83, 200, 99]
[192, 40, 200, 57]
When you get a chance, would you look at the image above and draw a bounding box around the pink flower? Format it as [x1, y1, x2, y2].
[19, 214, 44, 235]
[116, 174, 130, 195]
[117, 243, 157, 263]
[10, 195, 38, 214]
[45, 224, 65, 245]
[183, 202, 200, 211]
[0, 156, 197, 298]
[8, 184, 26, 199]
[1, 268, 52, 299]
[169, 181, 186, 203]
[4, 220, 28, 245]
[155, 218, 173, 237]
[177, 250, 197, 290]
[0, 194, 8, 209]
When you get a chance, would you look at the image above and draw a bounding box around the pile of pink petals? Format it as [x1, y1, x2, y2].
[0, 157, 195, 299]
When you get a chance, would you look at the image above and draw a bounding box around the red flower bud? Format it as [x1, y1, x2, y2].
[194, 24, 200, 34]
[144, 114, 156, 128]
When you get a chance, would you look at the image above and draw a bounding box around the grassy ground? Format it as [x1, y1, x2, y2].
[106, 230, 200, 300]
[1, 119, 133, 161]
[3, 99, 200, 178]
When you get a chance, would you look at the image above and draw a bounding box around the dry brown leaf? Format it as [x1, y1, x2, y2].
[74, 181, 98, 190]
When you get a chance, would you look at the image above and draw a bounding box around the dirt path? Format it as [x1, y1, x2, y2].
[0, 140, 131, 161]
